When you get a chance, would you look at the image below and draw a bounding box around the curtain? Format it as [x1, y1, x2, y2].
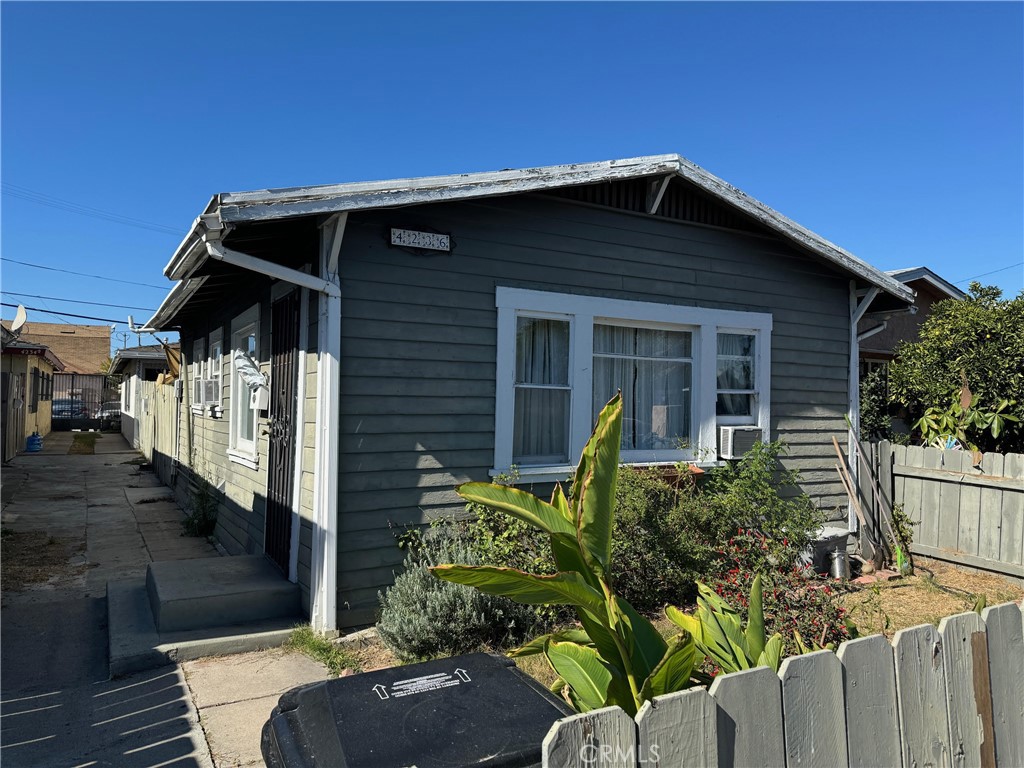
[717, 333, 754, 416]
[593, 325, 691, 451]
[513, 317, 570, 463]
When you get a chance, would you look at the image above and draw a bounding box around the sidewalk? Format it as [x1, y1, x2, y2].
[1, 432, 331, 768]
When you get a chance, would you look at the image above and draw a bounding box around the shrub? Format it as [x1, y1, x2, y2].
[860, 367, 893, 441]
[377, 524, 537, 662]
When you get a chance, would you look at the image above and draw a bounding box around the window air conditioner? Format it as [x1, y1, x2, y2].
[719, 426, 763, 460]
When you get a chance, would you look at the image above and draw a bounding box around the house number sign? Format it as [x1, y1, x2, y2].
[389, 228, 451, 252]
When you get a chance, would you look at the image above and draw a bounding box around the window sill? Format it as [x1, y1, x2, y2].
[227, 449, 259, 470]
[489, 460, 724, 486]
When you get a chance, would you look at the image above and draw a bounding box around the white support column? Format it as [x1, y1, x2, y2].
[287, 286, 309, 584]
[310, 212, 346, 634]
[848, 283, 880, 531]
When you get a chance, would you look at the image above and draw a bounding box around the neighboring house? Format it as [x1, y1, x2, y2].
[1, 321, 110, 374]
[110, 343, 179, 448]
[858, 266, 966, 379]
[1, 326, 65, 461]
[141, 154, 914, 631]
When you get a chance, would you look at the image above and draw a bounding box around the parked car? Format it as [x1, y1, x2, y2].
[94, 401, 122, 430]
[52, 398, 89, 419]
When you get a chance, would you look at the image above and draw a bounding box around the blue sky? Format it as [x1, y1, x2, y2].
[2, 2, 1021, 354]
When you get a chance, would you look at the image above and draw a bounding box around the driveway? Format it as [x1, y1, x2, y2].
[1, 432, 214, 767]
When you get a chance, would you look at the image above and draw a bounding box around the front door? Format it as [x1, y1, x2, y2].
[265, 290, 299, 573]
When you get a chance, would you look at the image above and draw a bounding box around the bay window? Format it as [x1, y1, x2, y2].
[494, 288, 771, 481]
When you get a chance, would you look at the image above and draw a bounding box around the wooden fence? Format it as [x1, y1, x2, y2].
[541, 602, 1024, 767]
[133, 380, 179, 481]
[862, 441, 1024, 581]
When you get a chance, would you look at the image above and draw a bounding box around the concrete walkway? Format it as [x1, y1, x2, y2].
[1, 432, 330, 767]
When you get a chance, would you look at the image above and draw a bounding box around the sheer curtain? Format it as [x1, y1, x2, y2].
[513, 317, 570, 464]
[717, 333, 754, 417]
[593, 325, 691, 452]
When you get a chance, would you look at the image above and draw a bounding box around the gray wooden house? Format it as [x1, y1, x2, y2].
[142, 155, 914, 631]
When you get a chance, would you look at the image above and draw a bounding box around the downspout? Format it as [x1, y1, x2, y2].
[848, 283, 880, 531]
[310, 213, 346, 634]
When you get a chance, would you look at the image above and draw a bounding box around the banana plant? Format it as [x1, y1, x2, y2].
[431, 394, 697, 716]
[665, 574, 784, 674]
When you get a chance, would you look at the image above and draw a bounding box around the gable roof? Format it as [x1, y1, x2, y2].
[109, 343, 179, 377]
[149, 154, 915, 327]
[886, 266, 966, 301]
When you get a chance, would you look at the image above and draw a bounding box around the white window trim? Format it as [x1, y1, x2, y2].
[191, 338, 206, 416]
[493, 287, 772, 479]
[208, 328, 224, 416]
[229, 304, 261, 468]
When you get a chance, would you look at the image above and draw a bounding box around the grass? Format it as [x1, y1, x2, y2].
[68, 433, 101, 455]
[286, 625, 362, 676]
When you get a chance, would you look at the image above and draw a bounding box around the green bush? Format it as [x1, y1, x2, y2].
[859, 367, 893, 441]
[377, 524, 538, 661]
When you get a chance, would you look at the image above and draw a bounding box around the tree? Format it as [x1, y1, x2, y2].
[888, 282, 1024, 453]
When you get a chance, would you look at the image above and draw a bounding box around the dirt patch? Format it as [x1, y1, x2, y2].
[68, 433, 100, 455]
[1, 529, 86, 592]
[342, 633, 399, 673]
[842, 557, 1023, 638]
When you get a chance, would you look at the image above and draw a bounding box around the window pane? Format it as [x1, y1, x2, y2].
[717, 358, 753, 390]
[717, 333, 754, 357]
[717, 393, 752, 417]
[595, 325, 691, 358]
[594, 355, 691, 451]
[516, 317, 569, 385]
[513, 388, 569, 464]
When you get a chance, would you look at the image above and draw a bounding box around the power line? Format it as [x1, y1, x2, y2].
[2, 302, 129, 324]
[954, 261, 1023, 284]
[2, 291, 156, 313]
[0, 258, 168, 289]
[1, 183, 182, 236]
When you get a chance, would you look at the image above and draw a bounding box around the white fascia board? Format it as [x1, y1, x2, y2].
[146, 277, 207, 330]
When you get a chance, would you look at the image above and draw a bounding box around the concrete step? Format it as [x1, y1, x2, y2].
[146, 555, 301, 633]
[107, 578, 298, 678]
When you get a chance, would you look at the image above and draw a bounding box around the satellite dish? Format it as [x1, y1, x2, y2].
[10, 305, 27, 335]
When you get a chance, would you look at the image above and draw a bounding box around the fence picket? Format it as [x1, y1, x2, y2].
[837, 635, 902, 768]
[939, 612, 995, 768]
[977, 452, 1005, 565]
[999, 454, 1024, 567]
[542, 707, 636, 768]
[936, 450, 963, 553]
[982, 602, 1024, 768]
[894, 624, 951, 768]
[779, 651, 848, 767]
[709, 666, 785, 768]
[957, 452, 983, 557]
[636, 688, 716, 768]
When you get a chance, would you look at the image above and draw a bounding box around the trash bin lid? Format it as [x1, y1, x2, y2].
[262, 652, 573, 768]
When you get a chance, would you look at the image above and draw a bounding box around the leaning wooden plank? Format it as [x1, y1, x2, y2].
[779, 650, 848, 767]
[838, 635, 902, 768]
[939, 612, 995, 768]
[710, 666, 785, 768]
[636, 688, 717, 768]
[998, 454, 1024, 566]
[977, 453, 1004, 564]
[981, 602, 1024, 768]
[894, 623, 951, 768]
[542, 706, 637, 768]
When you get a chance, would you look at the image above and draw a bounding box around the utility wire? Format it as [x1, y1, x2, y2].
[2, 291, 156, 313]
[954, 261, 1023, 284]
[0, 258, 167, 289]
[2, 302, 128, 324]
[2, 183, 182, 236]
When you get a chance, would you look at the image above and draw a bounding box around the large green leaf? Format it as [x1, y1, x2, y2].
[550, 483, 573, 524]
[665, 605, 703, 644]
[430, 566, 604, 615]
[640, 633, 697, 699]
[757, 633, 784, 672]
[576, 608, 623, 669]
[614, 596, 667, 684]
[545, 641, 634, 714]
[508, 629, 593, 658]
[699, 605, 750, 673]
[744, 574, 766, 661]
[549, 532, 602, 592]
[696, 581, 740, 617]
[575, 394, 622, 576]
[456, 483, 575, 536]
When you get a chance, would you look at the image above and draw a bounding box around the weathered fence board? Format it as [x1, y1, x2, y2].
[939, 612, 995, 768]
[709, 666, 785, 768]
[779, 651, 848, 767]
[982, 602, 1024, 768]
[546, 605, 1022, 767]
[543, 707, 636, 768]
[636, 688, 717, 767]
[893, 624, 951, 768]
[838, 635, 902, 768]
[871, 442, 1024, 580]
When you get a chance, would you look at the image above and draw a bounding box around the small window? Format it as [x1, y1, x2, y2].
[229, 305, 260, 468]
[513, 316, 571, 465]
[716, 333, 757, 424]
[208, 329, 223, 408]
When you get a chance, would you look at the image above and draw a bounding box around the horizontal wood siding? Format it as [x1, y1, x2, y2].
[335, 194, 852, 627]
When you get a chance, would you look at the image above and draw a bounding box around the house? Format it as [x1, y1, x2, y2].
[1, 325, 65, 461]
[3, 321, 110, 374]
[110, 343, 180, 448]
[858, 266, 966, 379]
[141, 154, 914, 632]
